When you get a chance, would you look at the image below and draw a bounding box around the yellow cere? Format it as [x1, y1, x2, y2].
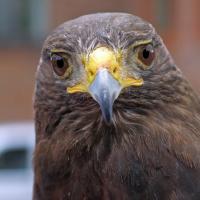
[88, 47, 117, 68]
[85, 47, 120, 83]
[67, 46, 144, 94]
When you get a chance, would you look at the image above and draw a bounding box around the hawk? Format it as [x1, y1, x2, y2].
[33, 13, 200, 200]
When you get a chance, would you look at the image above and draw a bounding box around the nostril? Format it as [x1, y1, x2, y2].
[113, 67, 117, 73]
[89, 70, 94, 76]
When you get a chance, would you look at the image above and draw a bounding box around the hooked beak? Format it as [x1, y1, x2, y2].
[89, 69, 122, 124]
[67, 46, 143, 124]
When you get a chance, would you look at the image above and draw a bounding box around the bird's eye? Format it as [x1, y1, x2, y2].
[51, 53, 69, 76]
[137, 44, 155, 67]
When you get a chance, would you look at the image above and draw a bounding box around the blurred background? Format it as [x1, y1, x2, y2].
[0, 0, 199, 199]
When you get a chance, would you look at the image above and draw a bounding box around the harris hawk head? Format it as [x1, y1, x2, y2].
[34, 13, 200, 200]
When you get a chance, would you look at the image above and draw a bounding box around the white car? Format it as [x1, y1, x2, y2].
[0, 122, 35, 200]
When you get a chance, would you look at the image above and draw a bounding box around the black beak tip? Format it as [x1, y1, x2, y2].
[103, 112, 112, 125]
[100, 104, 113, 125]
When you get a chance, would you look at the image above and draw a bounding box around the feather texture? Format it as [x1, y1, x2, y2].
[33, 13, 200, 200]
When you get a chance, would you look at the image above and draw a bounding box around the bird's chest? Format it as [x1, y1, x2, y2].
[36, 136, 200, 200]
[52, 149, 149, 200]
[35, 125, 200, 200]
[37, 138, 148, 199]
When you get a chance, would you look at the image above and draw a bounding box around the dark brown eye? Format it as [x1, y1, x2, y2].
[51, 53, 69, 76]
[138, 44, 155, 66]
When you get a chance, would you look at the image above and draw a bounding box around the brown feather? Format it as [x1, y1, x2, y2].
[33, 13, 200, 200]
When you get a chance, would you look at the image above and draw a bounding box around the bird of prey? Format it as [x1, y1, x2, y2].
[33, 13, 200, 200]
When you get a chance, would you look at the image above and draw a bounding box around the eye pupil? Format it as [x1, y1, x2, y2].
[56, 58, 64, 68]
[142, 49, 150, 59]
